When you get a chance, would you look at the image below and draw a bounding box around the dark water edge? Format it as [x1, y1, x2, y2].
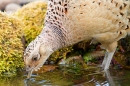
[0, 66, 130, 86]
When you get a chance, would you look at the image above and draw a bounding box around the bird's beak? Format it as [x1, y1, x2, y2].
[27, 69, 33, 79]
[25, 65, 34, 79]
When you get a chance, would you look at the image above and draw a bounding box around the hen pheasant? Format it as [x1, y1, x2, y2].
[24, 0, 130, 78]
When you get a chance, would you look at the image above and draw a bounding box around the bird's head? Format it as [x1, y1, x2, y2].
[24, 40, 53, 78]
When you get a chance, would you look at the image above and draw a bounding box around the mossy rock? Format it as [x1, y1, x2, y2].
[0, 12, 24, 75]
[13, 1, 47, 46]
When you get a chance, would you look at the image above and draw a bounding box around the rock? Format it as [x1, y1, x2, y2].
[0, 0, 48, 11]
[0, 0, 19, 10]
[5, 3, 21, 14]
[18, 0, 48, 3]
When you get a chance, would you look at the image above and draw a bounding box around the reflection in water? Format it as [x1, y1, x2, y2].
[24, 78, 50, 86]
[105, 70, 116, 86]
[72, 70, 118, 86]
[0, 68, 130, 86]
[24, 73, 53, 86]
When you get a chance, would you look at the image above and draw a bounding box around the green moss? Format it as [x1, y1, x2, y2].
[50, 46, 73, 62]
[0, 12, 24, 75]
[13, 1, 47, 46]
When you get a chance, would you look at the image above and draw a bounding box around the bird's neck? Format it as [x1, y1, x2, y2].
[39, 26, 67, 52]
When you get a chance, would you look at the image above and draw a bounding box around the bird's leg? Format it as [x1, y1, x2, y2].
[101, 42, 117, 71]
[102, 51, 108, 67]
[92, 32, 123, 70]
[105, 70, 116, 86]
[104, 49, 116, 71]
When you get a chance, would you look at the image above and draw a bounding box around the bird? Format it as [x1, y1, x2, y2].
[24, 0, 130, 78]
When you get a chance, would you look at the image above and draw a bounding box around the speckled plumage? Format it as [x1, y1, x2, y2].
[43, 0, 130, 50]
[24, 0, 130, 78]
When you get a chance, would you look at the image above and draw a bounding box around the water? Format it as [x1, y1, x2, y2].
[0, 66, 130, 86]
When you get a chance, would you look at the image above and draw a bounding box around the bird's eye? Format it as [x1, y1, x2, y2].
[32, 57, 38, 61]
[32, 55, 38, 61]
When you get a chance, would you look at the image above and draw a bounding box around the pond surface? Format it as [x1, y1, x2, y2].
[0, 65, 130, 86]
